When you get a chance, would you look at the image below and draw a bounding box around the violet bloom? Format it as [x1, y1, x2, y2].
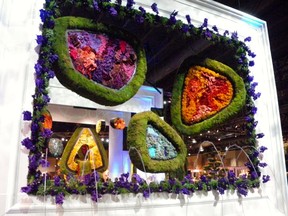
[259, 146, 268, 153]
[256, 133, 265, 139]
[93, 0, 100, 12]
[139, 6, 146, 15]
[151, 3, 159, 15]
[181, 188, 190, 195]
[41, 129, 53, 138]
[169, 10, 178, 25]
[244, 36, 251, 42]
[40, 159, 50, 168]
[259, 162, 267, 168]
[249, 61, 255, 67]
[201, 18, 208, 28]
[48, 54, 58, 63]
[54, 176, 61, 186]
[109, 7, 117, 16]
[262, 175, 270, 183]
[126, 0, 135, 10]
[204, 29, 212, 39]
[36, 35, 47, 45]
[34, 63, 43, 76]
[186, 15, 191, 24]
[212, 25, 218, 33]
[47, 69, 55, 79]
[237, 187, 248, 196]
[21, 137, 34, 150]
[55, 193, 64, 205]
[223, 30, 229, 36]
[217, 186, 225, 195]
[23, 111, 32, 121]
[181, 25, 189, 33]
[231, 31, 238, 40]
[143, 189, 150, 198]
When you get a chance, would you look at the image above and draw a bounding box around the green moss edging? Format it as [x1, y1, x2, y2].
[59, 127, 108, 175]
[171, 57, 246, 135]
[127, 111, 187, 173]
[52, 16, 147, 106]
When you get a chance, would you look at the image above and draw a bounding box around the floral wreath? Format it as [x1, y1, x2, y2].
[21, 0, 269, 205]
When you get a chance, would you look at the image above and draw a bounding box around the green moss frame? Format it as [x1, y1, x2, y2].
[171, 57, 246, 135]
[127, 111, 187, 173]
[52, 16, 147, 106]
[59, 127, 108, 175]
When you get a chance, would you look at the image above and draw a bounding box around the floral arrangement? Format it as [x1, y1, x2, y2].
[181, 65, 233, 124]
[110, 117, 126, 130]
[127, 111, 187, 173]
[68, 30, 137, 89]
[52, 16, 147, 106]
[146, 124, 178, 160]
[171, 57, 247, 135]
[20, 0, 268, 205]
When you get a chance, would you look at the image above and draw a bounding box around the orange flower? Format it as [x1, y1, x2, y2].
[182, 66, 233, 124]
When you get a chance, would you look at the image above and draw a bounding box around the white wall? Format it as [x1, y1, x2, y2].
[0, 0, 287, 215]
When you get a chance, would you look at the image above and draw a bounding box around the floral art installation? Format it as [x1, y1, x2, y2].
[20, 0, 269, 205]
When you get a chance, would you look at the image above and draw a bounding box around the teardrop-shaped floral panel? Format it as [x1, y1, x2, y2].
[127, 111, 187, 173]
[171, 57, 246, 135]
[52, 17, 147, 106]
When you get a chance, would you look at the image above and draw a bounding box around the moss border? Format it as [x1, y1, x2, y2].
[59, 127, 108, 175]
[171, 57, 246, 135]
[127, 111, 187, 173]
[52, 16, 147, 106]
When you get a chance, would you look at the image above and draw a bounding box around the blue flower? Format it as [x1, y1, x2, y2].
[201, 18, 208, 28]
[36, 35, 47, 45]
[204, 29, 212, 39]
[34, 63, 43, 76]
[259, 162, 267, 168]
[262, 175, 270, 183]
[40, 159, 50, 168]
[259, 146, 268, 153]
[256, 133, 265, 139]
[181, 25, 189, 33]
[41, 129, 53, 138]
[212, 25, 218, 33]
[126, 0, 135, 10]
[151, 3, 159, 15]
[169, 10, 178, 25]
[181, 187, 190, 195]
[143, 189, 150, 198]
[48, 54, 58, 63]
[109, 7, 118, 16]
[93, 0, 100, 12]
[139, 6, 146, 14]
[231, 31, 238, 40]
[54, 176, 61, 186]
[186, 15, 191, 24]
[249, 61, 255, 67]
[23, 111, 32, 121]
[55, 193, 65, 205]
[21, 137, 34, 150]
[47, 69, 55, 79]
[135, 15, 145, 23]
[237, 187, 248, 196]
[217, 186, 225, 195]
[223, 30, 229, 36]
[244, 36, 251, 42]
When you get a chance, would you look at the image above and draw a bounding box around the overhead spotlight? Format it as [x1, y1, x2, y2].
[192, 139, 197, 143]
[225, 146, 229, 151]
